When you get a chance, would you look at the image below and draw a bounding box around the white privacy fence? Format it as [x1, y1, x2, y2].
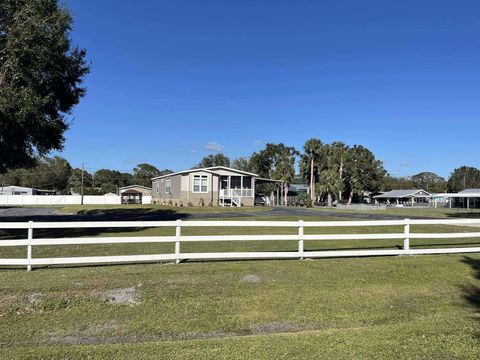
[0, 195, 152, 205]
[1, 218, 480, 271]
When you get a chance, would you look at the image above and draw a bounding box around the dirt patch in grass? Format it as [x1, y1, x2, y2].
[84, 320, 120, 335]
[44, 324, 307, 346]
[44, 320, 123, 346]
[248, 322, 305, 335]
[104, 286, 141, 305]
[240, 274, 263, 283]
[26, 293, 43, 305]
[45, 334, 153, 346]
[1, 294, 18, 304]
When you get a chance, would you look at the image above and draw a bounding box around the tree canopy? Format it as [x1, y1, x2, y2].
[93, 169, 132, 194]
[250, 143, 298, 182]
[411, 172, 446, 193]
[231, 157, 253, 172]
[0, 156, 72, 193]
[447, 166, 480, 192]
[132, 163, 162, 187]
[299, 139, 385, 205]
[0, 0, 89, 172]
[195, 154, 231, 168]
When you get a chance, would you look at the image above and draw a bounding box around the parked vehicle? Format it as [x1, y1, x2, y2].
[255, 194, 267, 206]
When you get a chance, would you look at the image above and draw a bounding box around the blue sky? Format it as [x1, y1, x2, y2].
[58, 0, 480, 178]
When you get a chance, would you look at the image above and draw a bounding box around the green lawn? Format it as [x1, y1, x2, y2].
[53, 203, 480, 219]
[310, 206, 480, 218]
[1, 210, 480, 358]
[1, 255, 480, 359]
[56, 204, 272, 215]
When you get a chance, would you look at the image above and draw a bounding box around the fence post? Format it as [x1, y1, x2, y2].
[175, 220, 181, 264]
[27, 220, 33, 271]
[403, 218, 410, 252]
[298, 220, 304, 260]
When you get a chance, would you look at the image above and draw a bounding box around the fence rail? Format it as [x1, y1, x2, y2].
[1, 218, 480, 271]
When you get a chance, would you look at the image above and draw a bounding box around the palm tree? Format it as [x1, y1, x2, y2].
[318, 168, 343, 206]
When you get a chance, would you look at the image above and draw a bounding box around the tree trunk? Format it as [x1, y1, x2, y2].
[347, 190, 353, 205]
[327, 192, 333, 207]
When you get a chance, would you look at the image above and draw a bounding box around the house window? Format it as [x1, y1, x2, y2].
[231, 176, 241, 189]
[165, 178, 171, 194]
[193, 175, 208, 193]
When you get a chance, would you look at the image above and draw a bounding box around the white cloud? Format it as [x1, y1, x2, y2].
[204, 141, 224, 152]
[190, 148, 198, 153]
[400, 161, 409, 167]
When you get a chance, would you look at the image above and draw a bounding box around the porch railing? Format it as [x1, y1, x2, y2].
[220, 189, 254, 198]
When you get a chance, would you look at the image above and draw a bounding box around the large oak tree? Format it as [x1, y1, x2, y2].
[0, 0, 89, 172]
[447, 166, 480, 192]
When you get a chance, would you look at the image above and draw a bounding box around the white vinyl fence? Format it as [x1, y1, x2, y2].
[1, 218, 480, 271]
[0, 195, 152, 205]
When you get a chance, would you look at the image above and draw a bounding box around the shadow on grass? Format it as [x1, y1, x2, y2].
[461, 256, 480, 309]
[0, 208, 190, 240]
[73, 207, 194, 221]
[447, 211, 480, 219]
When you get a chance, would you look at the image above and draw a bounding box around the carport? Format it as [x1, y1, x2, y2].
[121, 189, 143, 204]
[255, 178, 285, 206]
[374, 189, 431, 207]
[432, 189, 480, 209]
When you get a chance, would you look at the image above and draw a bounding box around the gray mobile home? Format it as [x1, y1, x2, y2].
[152, 166, 275, 207]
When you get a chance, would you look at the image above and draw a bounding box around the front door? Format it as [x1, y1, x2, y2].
[220, 176, 229, 190]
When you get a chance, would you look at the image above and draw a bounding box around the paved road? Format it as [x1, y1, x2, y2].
[0, 206, 428, 222]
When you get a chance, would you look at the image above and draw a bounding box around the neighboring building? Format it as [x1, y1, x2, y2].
[152, 166, 280, 207]
[118, 185, 152, 196]
[118, 185, 152, 205]
[288, 184, 310, 195]
[374, 189, 431, 206]
[432, 188, 480, 209]
[0, 186, 56, 195]
[285, 183, 310, 206]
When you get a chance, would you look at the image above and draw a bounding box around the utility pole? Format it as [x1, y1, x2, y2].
[310, 153, 315, 203]
[80, 162, 85, 205]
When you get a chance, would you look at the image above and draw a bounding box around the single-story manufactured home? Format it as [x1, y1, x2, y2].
[432, 189, 480, 209]
[0, 186, 56, 195]
[374, 189, 431, 207]
[151, 166, 281, 207]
